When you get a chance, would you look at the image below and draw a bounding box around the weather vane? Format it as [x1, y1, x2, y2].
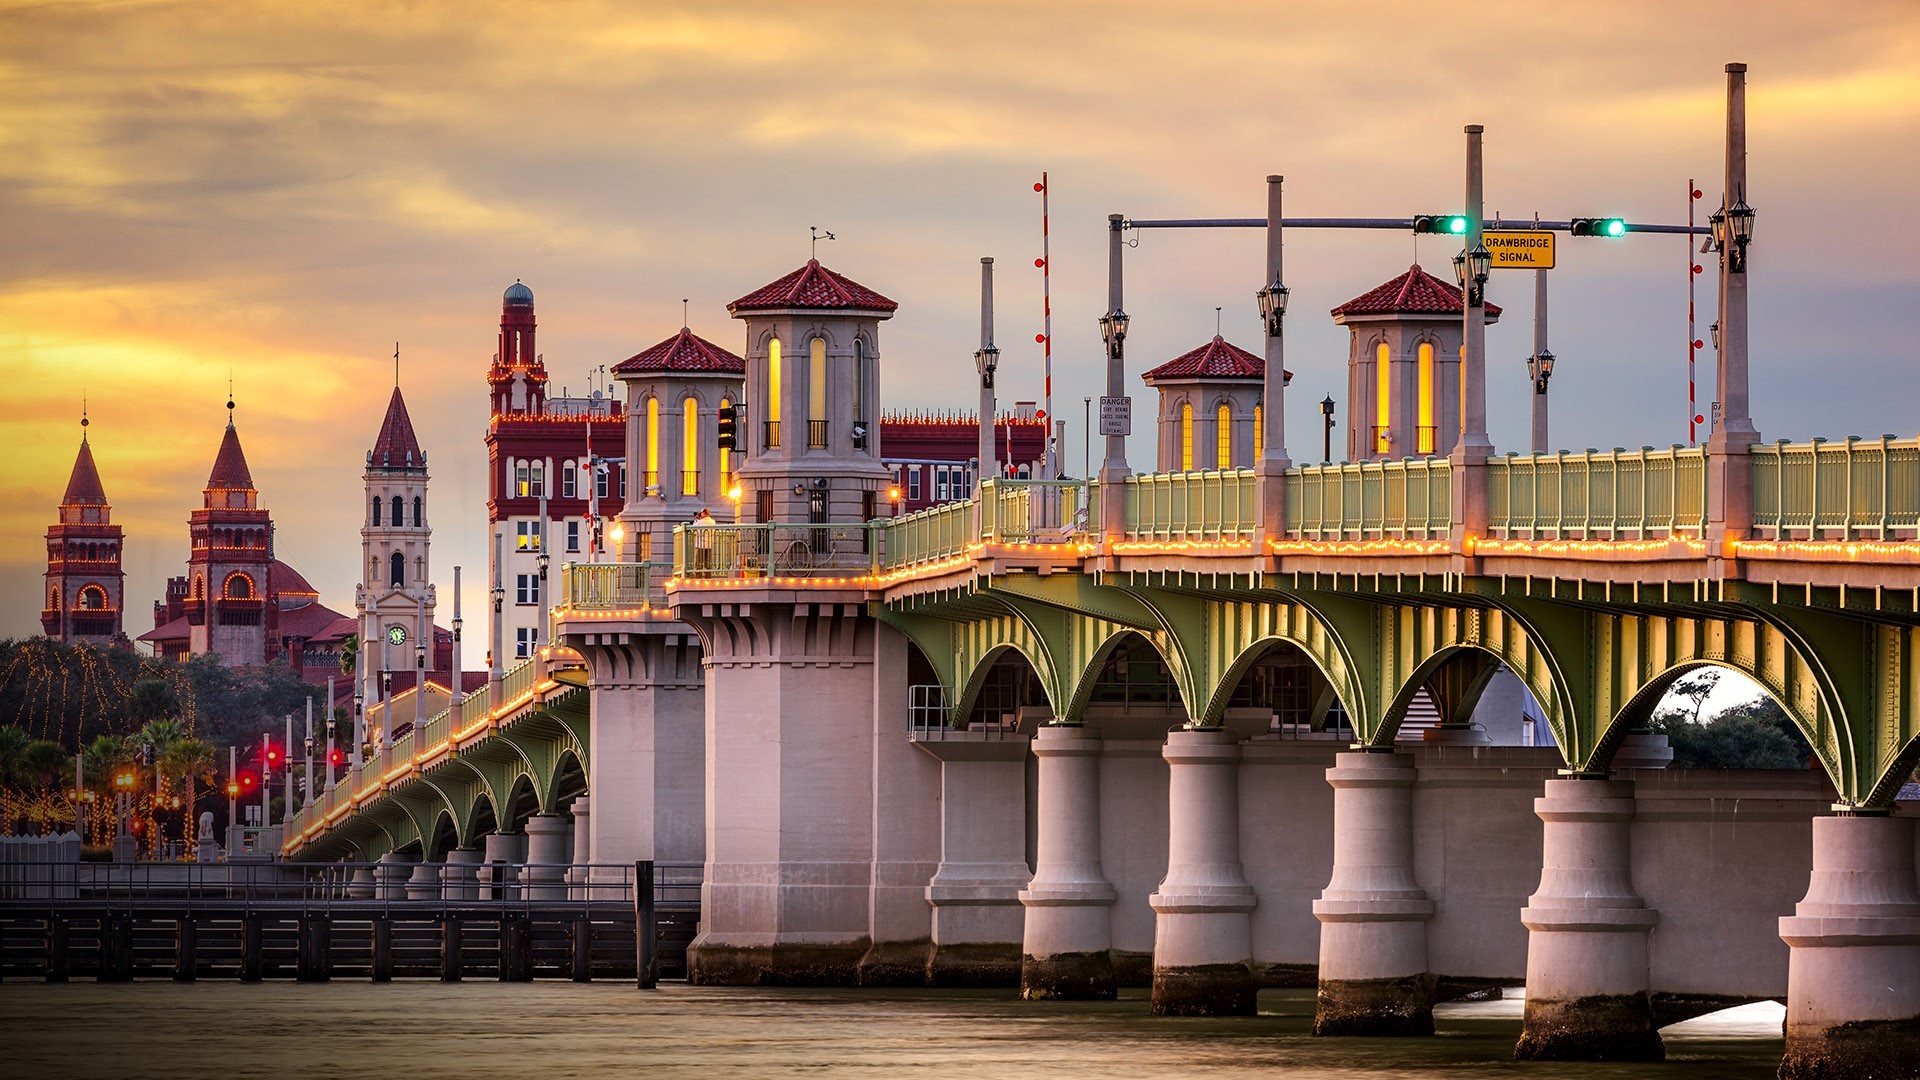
[810, 225, 836, 259]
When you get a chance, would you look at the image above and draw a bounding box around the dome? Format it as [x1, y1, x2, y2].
[503, 280, 534, 307]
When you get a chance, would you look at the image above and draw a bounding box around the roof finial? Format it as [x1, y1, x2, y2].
[810, 225, 835, 260]
[80, 393, 89, 441]
[394, 341, 401, 389]
[226, 372, 236, 427]
[682, 298, 689, 330]
[1215, 306, 1223, 338]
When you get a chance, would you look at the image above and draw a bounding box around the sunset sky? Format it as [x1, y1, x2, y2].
[5, 1, 1917, 641]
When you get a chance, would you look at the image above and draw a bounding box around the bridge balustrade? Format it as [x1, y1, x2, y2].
[979, 478, 1086, 545]
[1486, 447, 1707, 539]
[672, 521, 880, 579]
[1751, 436, 1920, 540]
[561, 560, 665, 611]
[883, 499, 975, 570]
[1120, 468, 1257, 542]
[1285, 458, 1451, 540]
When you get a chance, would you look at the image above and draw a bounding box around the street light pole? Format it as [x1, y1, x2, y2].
[975, 257, 998, 499]
[1098, 214, 1131, 542]
[1082, 396, 1092, 480]
[1255, 174, 1292, 542]
[1451, 124, 1494, 543]
[1321, 395, 1337, 464]
[1707, 62, 1760, 547]
[1529, 269, 1554, 454]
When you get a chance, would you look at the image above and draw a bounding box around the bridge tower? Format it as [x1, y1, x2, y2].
[1141, 336, 1270, 471]
[727, 259, 895, 527]
[611, 324, 745, 560]
[356, 382, 436, 744]
[1331, 266, 1500, 461]
[42, 413, 125, 645]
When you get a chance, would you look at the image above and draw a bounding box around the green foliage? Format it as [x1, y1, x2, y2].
[1651, 670, 1814, 770]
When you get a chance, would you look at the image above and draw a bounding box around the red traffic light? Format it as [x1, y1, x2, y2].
[329, 749, 344, 766]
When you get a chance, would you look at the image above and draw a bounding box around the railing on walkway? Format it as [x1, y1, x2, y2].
[1120, 468, 1257, 542]
[0, 860, 672, 905]
[979, 478, 1086, 545]
[884, 500, 975, 570]
[1487, 447, 1707, 539]
[284, 654, 554, 851]
[1286, 458, 1451, 540]
[673, 522, 879, 578]
[562, 561, 666, 611]
[1751, 436, 1920, 540]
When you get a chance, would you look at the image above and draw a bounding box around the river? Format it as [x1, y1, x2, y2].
[1, 983, 1786, 1078]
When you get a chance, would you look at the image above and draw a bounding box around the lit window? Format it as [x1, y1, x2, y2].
[1216, 404, 1232, 468]
[646, 398, 659, 489]
[1254, 405, 1263, 459]
[1417, 342, 1436, 454]
[514, 462, 531, 498]
[767, 338, 782, 448]
[718, 396, 733, 493]
[809, 337, 828, 424]
[1375, 342, 1392, 454]
[683, 395, 699, 495]
[1180, 403, 1194, 471]
[516, 520, 542, 551]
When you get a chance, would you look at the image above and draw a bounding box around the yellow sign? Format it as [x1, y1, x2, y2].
[1483, 230, 1556, 269]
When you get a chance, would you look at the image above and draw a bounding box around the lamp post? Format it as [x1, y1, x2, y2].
[975, 257, 998, 499]
[1706, 61, 1761, 544]
[490, 530, 505, 709]
[1253, 174, 1293, 540]
[1320, 395, 1337, 464]
[1528, 264, 1555, 454]
[1454, 124, 1494, 479]
[449, 565, 463, 713]
[1098, 212, 1131, 543]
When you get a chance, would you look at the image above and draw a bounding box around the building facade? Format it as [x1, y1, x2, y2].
[41, 419, 126, 646]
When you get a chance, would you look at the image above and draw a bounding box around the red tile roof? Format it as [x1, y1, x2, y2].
[729, 259, 898, 314]
[62, 437, 108, 506]
[268, 559, 319, 601]
[137, 615, 191, 644]
[1143, 336, 1282, 382]
[1330, 264, 1502, 319]
[207, 423, 254, 489]
[612, 327, 745, 375]
[370, 387, 425, 467]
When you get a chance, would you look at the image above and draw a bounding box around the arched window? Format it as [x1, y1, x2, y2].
[766, 338, 782, 448]
[1375, 341, 1392, 454]
[390, 551, 404, 587]
[719, 395, 733, 494]
[223, 574, 251, 600]
[191, 574, 204, 600]
[852, 339, 866, 422]
[1254, 405, 1264, 459]
[1179, 402, 1194, 471]
[78, 585, 106, 610]
[371, 496, 381, 525]
[682, 395, 699, 496]
[1417, 342, 1436, 454]
[808, 337, 828, 445]
[412, 496, 422, 527]
[391, 496, 403, 527]
[645, 397, 660, 489]
[48, 586, 59, 611]
[1216, 404, 1233, 468]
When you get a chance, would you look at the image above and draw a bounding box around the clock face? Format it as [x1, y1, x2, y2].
[387, 625, 407, 646]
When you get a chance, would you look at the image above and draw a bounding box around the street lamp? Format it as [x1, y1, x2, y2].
[1256, 279, 1289, 337]
[1710, 321, 1722, 351]
[1320, 395, 1337, 464]
[1528, 350, 1556, 395]
[974, 344, 999, 389]
[490, 582, 505, 614]
[1098, 309, 1129, 360]
[1452, 248, 1491, 306]
[1724, 198, 1755, 273]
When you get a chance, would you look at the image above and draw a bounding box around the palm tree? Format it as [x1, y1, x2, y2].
[80, 735, 134, 846]
[159, 738, 218, 842]
[0, 725, 30, 834]
[339, 633, 359, 677]
[135, 717, 187, 759]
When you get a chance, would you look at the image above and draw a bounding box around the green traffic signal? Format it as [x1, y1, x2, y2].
[1413, 214, 1469, 235]
[1570, 217, 1627, 238]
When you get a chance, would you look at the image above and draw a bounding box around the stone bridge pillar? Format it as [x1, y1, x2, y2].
[1778, 814, 1920, 1079]
[1020, 724, 1117, 999]
[1313, 750, 1435, 1034]
[441, 847, 481, 900]
[524, 814, 569, 900]
[1151, 728, 1257, 1015]
[918, 732, 1031, 986]
[1515, 777, 1661, 1061]
[566, 797, 592, 899]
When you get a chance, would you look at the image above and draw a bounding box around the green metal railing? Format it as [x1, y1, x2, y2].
[979, 478, 1088, 545]
[1287, 458, 1451, 540]
[562, 561, 666, 611]
[1751, 436, 1920, 539]
[883, 500, 974, 570]
[1121, 469, 1257, 541]
[673, 521, 880, 578]
[498, 654, 539, 705]
[1487, 447, 1707, 538]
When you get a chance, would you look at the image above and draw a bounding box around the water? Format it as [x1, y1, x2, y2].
[0, 984, 1785, 1079]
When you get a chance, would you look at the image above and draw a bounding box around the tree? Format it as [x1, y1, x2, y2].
[1651, 669, 1814, 770]
[128, 678, 181, 727]
[135, 717, 187, 760]
[159, 738, 218, 841]
[0, 724, 30, 833]
[339, 633, 358, 677]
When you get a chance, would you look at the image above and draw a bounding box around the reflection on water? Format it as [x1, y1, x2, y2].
[1, 984, 1784, 1079]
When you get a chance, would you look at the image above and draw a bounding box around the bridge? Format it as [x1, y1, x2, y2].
[279, 65, 1919, 1078]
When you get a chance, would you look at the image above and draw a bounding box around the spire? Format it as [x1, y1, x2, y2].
[371, 385, 426, 467]
[207, 422, 254, 489]
[62, 436, 108, 507]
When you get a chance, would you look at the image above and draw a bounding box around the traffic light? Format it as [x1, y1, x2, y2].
[1569, 217, 1627, 238]
[1413, 214, 1468, 236]
[265, 745, 281, 771]
[329, 748, 344, 767]
[717, 404, 737, 450]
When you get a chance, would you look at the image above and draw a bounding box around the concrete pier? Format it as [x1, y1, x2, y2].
[1312, 750, 1435, 1035]
[1515, 777, 1662, 1061]
[1150, 728, 1256, 1015]
[441, 848, 481, 900]
[374, 852, 412, 901]
[1777, 814, 1920, 1080]
[918, 731, 1031, 987]
[566, 797, 592, 898]
[524, 814, 569, 900]
[1020, 724, 1117, 999]
[405, 862, 440, 901]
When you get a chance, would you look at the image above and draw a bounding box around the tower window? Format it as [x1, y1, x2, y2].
[1254, 405, 1264, 459]
[391, 496, 403, 527]
[682, 395, 700, 495]
[372, 496, 382, 526]
[413, 496, 423, 527]
[808, 337, 829, 442]
[766, 338, 782, 449]
[390, 551, 404, 587]
[223, 573, 252, 600]
[1216, 404, 1232, 468]
[1417, 342, 1436, 455]
[1375, 341, 1392, 454]
[719, 396, 733, 494]
[78, 585, 106, 610]
[1180, 402, 1194, 471]
[852, 340, 866, 425]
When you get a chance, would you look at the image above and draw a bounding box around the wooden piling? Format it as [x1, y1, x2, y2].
[441, 916, 462, 983]
[636, 860, 657, 989]
[174, 917, 197, 983]
[99, 913, 132, 983]
[500, 913, 532, 982]
[239, 914, 264, 983]
[571, 914, 593, 982]
[297, 914, 330, 983]
[370, 916, 393, 983]
[45, 917, 69, 983]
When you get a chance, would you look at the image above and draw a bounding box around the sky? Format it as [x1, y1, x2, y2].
[4, 0, 1918, 643]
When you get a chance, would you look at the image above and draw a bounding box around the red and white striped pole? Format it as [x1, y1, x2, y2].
[1035, 173, 1056, 479]
[1687, 178, 1705, 445]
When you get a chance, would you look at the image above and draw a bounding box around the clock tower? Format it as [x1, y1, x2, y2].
[356, 383, 437, 743]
